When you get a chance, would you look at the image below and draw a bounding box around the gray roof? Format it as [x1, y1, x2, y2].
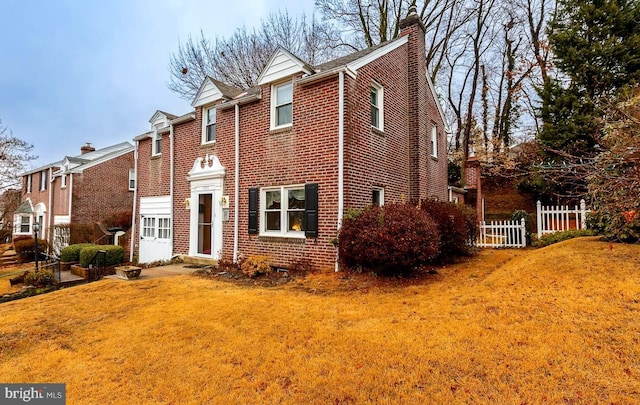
[315, 39, 400, 71]
[207, 77, 244, 99]
[15, 200, 33, 214]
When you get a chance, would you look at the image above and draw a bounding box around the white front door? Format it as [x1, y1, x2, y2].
[139, 196, 172, 263]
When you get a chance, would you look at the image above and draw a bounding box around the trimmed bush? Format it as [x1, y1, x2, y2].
[79, 245, 124, 267]
[587, 210, 639, 244]
[420, 199, 476, 262]
[338, 203, 440, 274]
[14, 238, 49, 263]
[532, 229, 595, 247]
[60, 243, 96, 262]
[241, 255, 271, 277]
[24, 270, 57, 288]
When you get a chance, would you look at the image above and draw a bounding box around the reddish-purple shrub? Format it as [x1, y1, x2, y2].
[338, 203, 440, 274]
[14, 238, 49, 263]
[419, 199, 477, 262]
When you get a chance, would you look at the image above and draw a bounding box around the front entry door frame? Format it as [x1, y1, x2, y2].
[188, 154, 225, 259]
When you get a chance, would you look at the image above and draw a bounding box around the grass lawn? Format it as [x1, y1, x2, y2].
[1, 237, 639, 403]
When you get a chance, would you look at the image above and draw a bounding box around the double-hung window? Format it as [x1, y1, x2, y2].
[272, 81, 293, 128]
[263, 186, 305, 236]
[371, 82, 384, 131]
[128, 169, 135, 191]
[203, 107, 216, 143]
[431, 124, 438, 158]
[19, 216, 30, 233]
[26, 175, 32, 193]
[40, 170, 47, 191]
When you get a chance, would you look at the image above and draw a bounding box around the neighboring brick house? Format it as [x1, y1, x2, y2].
[14, 142, 135, 253]
[132, 7, 448, 271]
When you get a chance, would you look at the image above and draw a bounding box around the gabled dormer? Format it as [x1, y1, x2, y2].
[192, 78, 243, 145]
[148, 110, 176, 156]
[257, 47, 314, 86]
[257, 48, 314, 131]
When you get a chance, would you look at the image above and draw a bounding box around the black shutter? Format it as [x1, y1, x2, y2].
[304, 183, 318, 238]
[248, 188, 259, 234]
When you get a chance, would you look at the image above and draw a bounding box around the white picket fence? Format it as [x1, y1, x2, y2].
[476, 218, 527, 248]
[536, 199, 587, 236]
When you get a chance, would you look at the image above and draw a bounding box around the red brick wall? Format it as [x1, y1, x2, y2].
[51, 176, 70, 217]
[71, 152, 134, 224]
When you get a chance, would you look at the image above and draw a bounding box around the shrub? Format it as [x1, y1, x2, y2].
[511, 209, 533, 244]
[241, 255, 272, 277]
[60, 243, 96, 262]
[420, 199, 476, 262]
[587, 209, 639, 243]
[69, 223, 96, 244]
[14, 238, 49, 263]
[24, 270, 57, 288]
[104, 211, 133, 231]
[532, 229, 595, 248]
[338, 203, 440, 275]
[79, 245, 124, 267]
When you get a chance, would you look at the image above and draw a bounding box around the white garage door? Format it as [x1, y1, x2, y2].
[139, 196, 172, 263]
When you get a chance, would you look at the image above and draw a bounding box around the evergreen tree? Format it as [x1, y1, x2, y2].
[539, 0, 640, 155]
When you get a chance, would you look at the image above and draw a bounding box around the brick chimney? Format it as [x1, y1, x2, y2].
[399, 3, 428, 201]
[81, 142, 96, 154]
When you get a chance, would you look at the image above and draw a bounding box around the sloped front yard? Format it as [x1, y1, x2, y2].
[1, 238, 639, 403]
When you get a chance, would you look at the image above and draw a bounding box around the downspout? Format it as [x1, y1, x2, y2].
[233, 104, 240, 263]
[129, 141, 139, 262]
[169, 125, 175, 257]
[47, 167, 53, 249]
[336, 71, 345, 272]
[68, 171, 73, 224]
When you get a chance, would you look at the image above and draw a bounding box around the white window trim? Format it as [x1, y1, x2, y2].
[270, 80, 293, 130]
[39, 171, 47, 191]
[61, 174, 67, 189]
[260, 184, 305, 238]
[202, 106, 217, 145]
[431, 124, 438, 158]
[372, 186, 385, 206]
[128, 169, 135, 191]
[152, 132, 162, 156]
[26, 174, 32, 193]
[16, 215, 32, 235]
[371, 81, 384, 131]
[157, 217, 171, 240]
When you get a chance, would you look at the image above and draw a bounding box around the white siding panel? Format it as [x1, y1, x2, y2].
[193, 81, 223, 107]
[54, 215, 70, 225]
[140, 196, 171, 216]
[258, 50, 304, 85]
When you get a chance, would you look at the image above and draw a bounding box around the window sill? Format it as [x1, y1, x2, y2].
[258, 235, 306, 244]
[430, 155, 439, 161]
[151, 154, 161, 160]
[201, 141, 216, 147]
[269, 125, 293, 135]
[371, 127, 385, 137]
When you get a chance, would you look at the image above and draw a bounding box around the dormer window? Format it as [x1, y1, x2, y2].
[203, 107, 216, 144]
[152, 123, 163, 156]
[271, 81, 293, 129]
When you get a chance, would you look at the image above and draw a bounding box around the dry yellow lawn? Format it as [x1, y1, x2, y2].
[1, 237, 640, 404]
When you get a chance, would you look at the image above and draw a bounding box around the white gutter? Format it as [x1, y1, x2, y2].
[336, 70, 345, 272]
[169, 124, 175, 257]
[129, 140, 139, 262]
[233, 104, 240, 263]
[68, 170, 73, 223]
[47, 167, 53, 244]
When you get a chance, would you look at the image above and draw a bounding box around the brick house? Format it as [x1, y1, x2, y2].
[14, 142, 135, 253]
[132, 7, 448, 271]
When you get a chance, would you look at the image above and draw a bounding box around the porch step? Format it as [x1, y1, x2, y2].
[0, 250, 19, 266]
[59, 270, 86, 287]
[180, 255, 218, 267]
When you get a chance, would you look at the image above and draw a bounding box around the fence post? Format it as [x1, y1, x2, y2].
[580, 199, 587, 230]
[536, 200, 542, 236]
[520, 217, 527, 247]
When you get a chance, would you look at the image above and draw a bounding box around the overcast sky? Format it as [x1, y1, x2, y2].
[0, 0, 316, 168]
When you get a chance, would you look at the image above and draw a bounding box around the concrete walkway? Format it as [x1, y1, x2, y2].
[103, 264, 197, 281]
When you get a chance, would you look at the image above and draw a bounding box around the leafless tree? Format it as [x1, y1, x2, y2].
[0, 119, 37, 193]
[168, 10, 344, 98]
